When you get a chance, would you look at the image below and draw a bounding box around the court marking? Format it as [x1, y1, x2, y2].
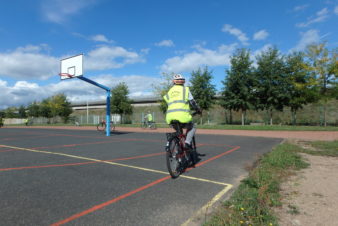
[0, 144, 237, 186]
[0, 141, 233, 172]
[182, 184, 233, 226]
[0, 143, 239, 225]
[0, 152, 165, 172]
[50, 175, 173, 226]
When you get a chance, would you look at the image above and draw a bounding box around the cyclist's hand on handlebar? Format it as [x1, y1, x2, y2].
[192, 110, 202, 116]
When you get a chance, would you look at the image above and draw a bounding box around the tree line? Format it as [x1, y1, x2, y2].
[0, 94, 73, 123]
[173, 42, 335, 126]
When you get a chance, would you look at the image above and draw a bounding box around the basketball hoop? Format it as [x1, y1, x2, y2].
[59, 54, 83, 80]
[59, 73, 75, 80]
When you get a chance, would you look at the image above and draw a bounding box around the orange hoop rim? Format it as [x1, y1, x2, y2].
[59, 73, 74, 77]
[59, 73, 77, 80]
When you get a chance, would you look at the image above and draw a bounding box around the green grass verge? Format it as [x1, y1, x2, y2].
[204, 143, 309, 226]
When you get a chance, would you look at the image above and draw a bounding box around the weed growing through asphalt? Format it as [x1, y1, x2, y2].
[204, 143, 308, 226]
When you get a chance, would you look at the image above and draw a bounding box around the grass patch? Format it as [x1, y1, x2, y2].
[300, 140, 338, 157]
[204, 143, 309, 226]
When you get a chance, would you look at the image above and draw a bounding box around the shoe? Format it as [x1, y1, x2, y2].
[190, 150, 201, 165]
[184, 142, 193, 151]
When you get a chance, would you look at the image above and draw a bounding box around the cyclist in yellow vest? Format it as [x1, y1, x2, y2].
[144, 111, 153, 127]
[163, 74, 202, 163]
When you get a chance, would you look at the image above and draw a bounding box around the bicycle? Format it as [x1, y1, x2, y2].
[96, 120, 115, 132]
[165, 120, 198, 178]
[141, 121, 156, 130]
[25, 120, 33, 126]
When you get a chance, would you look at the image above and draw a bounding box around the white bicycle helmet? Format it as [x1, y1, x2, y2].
[172, 73, 185, 84]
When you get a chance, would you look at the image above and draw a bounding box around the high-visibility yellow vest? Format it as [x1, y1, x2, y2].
[163, 85, 192, 124]
[147, 114, 153, 121]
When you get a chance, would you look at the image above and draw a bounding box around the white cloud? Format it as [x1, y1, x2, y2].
[253, 44, 274, 57]
[0, 44, 146, 81]
[155, 40, 175, 47]
[253, 30, 269, 40]
[41, 0, 97, 24]
[0, 44, 59, 80]
[85, 45, 146, 70]
[296, 8, 329, 27]
[291, 29, 321, 51]
[0, 74, 161, 109]
[334, 6, 338, 15]
[293, 4, 309, 12]
[90, 34, 114, 43]
[160, 43, 238, 73]
[222, 24, 249, 45]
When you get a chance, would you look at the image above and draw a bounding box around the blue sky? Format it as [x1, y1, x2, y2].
[0, 0, 337, 109]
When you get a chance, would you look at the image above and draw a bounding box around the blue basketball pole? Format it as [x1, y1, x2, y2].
[77, 76, 111, 136]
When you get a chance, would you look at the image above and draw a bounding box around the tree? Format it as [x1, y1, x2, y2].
[47, 94, 73, 122]
[254, 47, 290, 125]
[285, 52, 319, 125]
[220, 48, 254, 125]
[39, 99, 52, 119]
[305, 43, 338, 126]
[18, 105, 27, 118]
[4, 107, 17, 118]
[190, 67, 216, 123]
[152, 72, 173, 114]
[27, 102, 40, 117]
[110, 82, 133, 123]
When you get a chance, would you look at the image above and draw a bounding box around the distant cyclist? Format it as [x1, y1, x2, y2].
[144, 111, 153, 128]
[163, 73, 201, 164]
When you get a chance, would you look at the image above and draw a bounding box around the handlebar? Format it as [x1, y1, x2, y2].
[192, 111, 202, 116]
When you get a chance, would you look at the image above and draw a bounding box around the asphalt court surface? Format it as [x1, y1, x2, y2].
[0, 128, 282, 225]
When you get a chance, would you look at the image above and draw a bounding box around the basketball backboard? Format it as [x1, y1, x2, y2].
[60, 54, 83, 80]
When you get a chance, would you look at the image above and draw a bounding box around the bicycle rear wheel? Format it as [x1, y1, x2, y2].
[110, 122, 115, 132]
[97, 123, 105, 131]
[150, 122, 156, 130]
[166, 138, 181, 178]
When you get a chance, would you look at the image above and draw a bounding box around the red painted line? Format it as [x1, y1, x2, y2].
[0, 152, 164, 172]
[195, 146, 240, 167]
[50, 146, 240, 225]
[50, 175, 172, 226]
[26, 137, 163, 151]
[0, 149, 15, 153]
[0, 134, 63, 142]
[0, 162, 91, 172]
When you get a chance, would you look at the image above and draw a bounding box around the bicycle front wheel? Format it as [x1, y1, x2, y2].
[141, 122, 147, 129]
[166, 138, 181, 178]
